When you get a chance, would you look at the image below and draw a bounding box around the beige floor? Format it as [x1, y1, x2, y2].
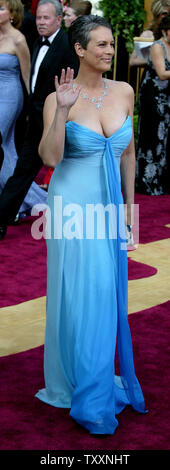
[1, 237, 170, 357]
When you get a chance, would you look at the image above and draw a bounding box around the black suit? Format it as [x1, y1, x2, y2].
[20, 7, 39, 56]
[0, 28, 79, 225]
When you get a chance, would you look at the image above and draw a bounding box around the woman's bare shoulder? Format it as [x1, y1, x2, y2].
[150, 41, 165, 58]
[107, 79, 134, 96]
[12, 29, 26, 45]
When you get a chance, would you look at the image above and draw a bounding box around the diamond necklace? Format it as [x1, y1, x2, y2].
[73, 78, 109, 109]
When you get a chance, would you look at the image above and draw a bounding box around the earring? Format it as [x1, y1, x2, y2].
[10, 18, 13, 23]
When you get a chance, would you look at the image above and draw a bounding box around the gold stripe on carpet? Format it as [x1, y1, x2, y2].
[0, 238, 170, 357]
[128, 238, 170, 313]
[0, 297, 46, 357]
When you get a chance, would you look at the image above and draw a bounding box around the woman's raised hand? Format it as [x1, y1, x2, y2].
[55, 68, 81, 111]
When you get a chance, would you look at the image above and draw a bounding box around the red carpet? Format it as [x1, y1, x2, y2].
[2, 193, 170, 307]
[1, 301, 170, 450]
[0, 217, 47, 307]
[0, 193, 170, 451]
[0, 218, 156, 307]
[135, 194, 170, 244]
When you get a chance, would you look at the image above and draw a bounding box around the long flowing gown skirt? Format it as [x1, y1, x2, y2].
[0, 54, 47, 213]
[36, 118, 146, 435]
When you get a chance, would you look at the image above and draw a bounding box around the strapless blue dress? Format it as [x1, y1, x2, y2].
[0, 54, 47, 213]
[36, 117, 146, 435]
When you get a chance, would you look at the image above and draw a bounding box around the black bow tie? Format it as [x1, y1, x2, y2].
[38, 38, 51, 48]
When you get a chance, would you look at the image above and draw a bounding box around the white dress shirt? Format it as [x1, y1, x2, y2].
[31, 29, 60, 93]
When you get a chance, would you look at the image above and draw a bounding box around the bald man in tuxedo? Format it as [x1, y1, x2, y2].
[0, 0, 78, 240]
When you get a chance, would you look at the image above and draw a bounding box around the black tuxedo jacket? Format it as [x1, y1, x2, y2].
[28, 28, 79, 144]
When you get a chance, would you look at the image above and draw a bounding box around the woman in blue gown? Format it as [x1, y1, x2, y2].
[36, 15, 146, 435]
[0, 0, 47, 215]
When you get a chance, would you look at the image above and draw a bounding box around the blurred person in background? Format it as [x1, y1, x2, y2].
[136, 14, 170, 195]
[20, 0, 38, 55]
[64, 0, 92, 29]
[15, 0, 39, 154]
[0, 0, 30, 201]
[129, 0, 170, 67]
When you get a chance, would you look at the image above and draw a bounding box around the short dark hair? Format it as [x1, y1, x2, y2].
[159, 12, 170, 30]
[68, 14, 112, 50]
[70, 0, 92, 17]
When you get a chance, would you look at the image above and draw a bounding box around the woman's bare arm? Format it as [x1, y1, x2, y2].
[120, 85, 136, 226]
[15, 34, 31, 93]
[129, 30, 153, 67]
[38, 92, 68, 167]
[38, 68, 81, 167]
[150, 42, 170, 80]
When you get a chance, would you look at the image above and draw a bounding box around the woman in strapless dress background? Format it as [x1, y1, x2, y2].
[0, 0, 47, 216]
[36, 15, 147, 436]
